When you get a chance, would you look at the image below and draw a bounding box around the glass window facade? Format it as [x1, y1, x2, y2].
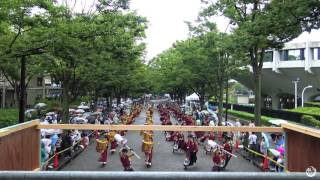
[280, 49, 305, 61]
[311, 47, 320, 60]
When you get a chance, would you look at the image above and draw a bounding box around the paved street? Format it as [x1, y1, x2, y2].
[62, 107, 260, 172]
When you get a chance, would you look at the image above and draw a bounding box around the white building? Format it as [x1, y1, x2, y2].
[235, 30, 320, 109]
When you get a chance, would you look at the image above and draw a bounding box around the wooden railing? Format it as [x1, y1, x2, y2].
[37, 124, 283, 132]
[0, 120, 319, 172]
[0, 120, 40, 171]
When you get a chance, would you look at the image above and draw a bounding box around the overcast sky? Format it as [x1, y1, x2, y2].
[59, 0, 320, 61]
[130, 0, 230, 60]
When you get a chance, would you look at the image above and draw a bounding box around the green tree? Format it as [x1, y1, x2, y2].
[200, 0, 320, 125]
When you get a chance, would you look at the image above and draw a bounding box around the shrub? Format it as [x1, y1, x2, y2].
[287, 107, 320, 116]
[301, 115, 320, 128]
[304, 102, 320, 108]
[226, 110, 272, 126]
[0, 109, 19, 129]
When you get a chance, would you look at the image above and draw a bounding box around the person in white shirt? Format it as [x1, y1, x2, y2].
[235, 119, 241, 138]
[248, 132, 257, 146]
[248, 132, 257, 160]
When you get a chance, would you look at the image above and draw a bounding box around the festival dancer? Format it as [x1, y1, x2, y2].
[107, 130, 118, 153]
[119, 148, 134, 171]
[96, 136, 109, 166]
[184, 135, 198, 169]
[141, 129, 154, 167]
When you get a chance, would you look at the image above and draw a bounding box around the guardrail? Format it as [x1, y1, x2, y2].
[0, 171, 317, 180]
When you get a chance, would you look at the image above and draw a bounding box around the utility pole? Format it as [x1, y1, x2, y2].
[292, 78, 300, 109]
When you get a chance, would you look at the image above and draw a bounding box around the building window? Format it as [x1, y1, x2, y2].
[37, 77, 43, 87]
[264, 51, 273, 62]
[280, 49, 305, 61]
[311, 47, 320, 60]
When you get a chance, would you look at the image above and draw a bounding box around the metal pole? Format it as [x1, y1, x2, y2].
[292, 78, 300, 109]
[0, 171, 316, 180]
[301, 86, 312, 108]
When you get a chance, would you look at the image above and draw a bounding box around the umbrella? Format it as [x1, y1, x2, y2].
[185, 93, 200, 101]
[92, 112, 102, 116]
[75, 109, 85, 113]
[74, 117, 87, 124]
[277, 147, 285, 155]
[201, 110, 209, 115]
[46, 112, 55, 116]
[269, 148, 281, 157]
[86, 115, 96, 124]
[222, 121, 234, 126]
[262, 133, 270, 148]
[78, 105, 90, 110]
[35, 103, 47, 109]
[69, 109, 76, 112]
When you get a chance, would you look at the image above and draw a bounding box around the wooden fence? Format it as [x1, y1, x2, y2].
[0, 120, 319, 172]
[0, 120, 40, 171]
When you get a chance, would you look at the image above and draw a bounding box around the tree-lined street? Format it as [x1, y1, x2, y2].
[62, 106, 260, 172]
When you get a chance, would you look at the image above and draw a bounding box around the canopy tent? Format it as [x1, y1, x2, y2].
[185, 93, 199, 101]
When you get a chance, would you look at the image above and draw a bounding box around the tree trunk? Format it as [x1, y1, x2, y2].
[199, 86, 205, 110]
[253, 68, 262, 126]
[217, 86, 224, 126]
[14, 84, 20, 107]
[116, 95, 121, 105]
[61, 75, 70, 123]
[19, 56, 26, 123]
[225, 77, 229, 126]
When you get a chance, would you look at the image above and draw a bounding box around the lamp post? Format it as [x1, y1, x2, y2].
[292, 78, 300, 109]
[302, 85, 313, 107]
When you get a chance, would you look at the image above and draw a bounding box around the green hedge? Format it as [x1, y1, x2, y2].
[0, 109, 19, 129]
[287, 107, 320, 116]
[227, 110, 272, 125]
[304, 102, 320, 108]
[301, 115, 320, 128]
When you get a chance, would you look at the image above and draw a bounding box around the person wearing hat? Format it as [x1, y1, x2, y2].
[184, 134, 198, 168]
[119, 148, 134, 171]
[141, 127, 154, 167]
[107, 130, 118, 154]
[223, 136, 233, 167]
[96, 135, 109, 166]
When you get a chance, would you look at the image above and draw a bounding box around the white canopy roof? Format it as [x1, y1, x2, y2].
[186, 93, 199, 101]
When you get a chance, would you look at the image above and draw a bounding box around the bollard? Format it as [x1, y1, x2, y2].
[263, 155, 268, 171]
[53, 153, 59, 169]
[235, 139, 239, 153]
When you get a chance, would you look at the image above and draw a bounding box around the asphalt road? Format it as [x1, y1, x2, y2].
[61, 107, 260, 172]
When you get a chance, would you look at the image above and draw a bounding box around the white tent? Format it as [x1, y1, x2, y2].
[186, 93, 199, 101]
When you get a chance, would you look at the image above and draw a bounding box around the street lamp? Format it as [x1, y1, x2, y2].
[292, 78, 300, 109]
[302, 85, 313, 107]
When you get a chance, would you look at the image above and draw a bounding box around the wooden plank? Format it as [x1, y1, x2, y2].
[286, 129, 320, 171]
[37, 124, 283, 132]
[281, 123, 320, 139]
[0, 126, 40, 170]
[0, 120, 39, 138]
